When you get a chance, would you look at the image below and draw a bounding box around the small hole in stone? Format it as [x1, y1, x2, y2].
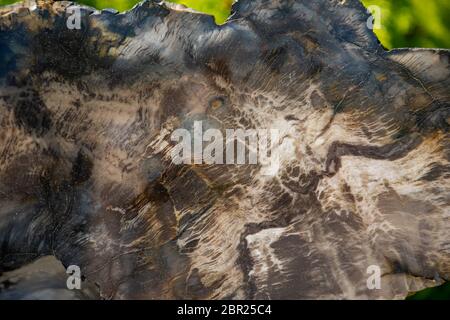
[209, 96, 225, 110]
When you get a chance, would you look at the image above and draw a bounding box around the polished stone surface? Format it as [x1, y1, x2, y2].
[0, 0, 449, 299]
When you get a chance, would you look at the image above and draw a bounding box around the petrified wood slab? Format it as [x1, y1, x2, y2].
[0, 0, 449, 299]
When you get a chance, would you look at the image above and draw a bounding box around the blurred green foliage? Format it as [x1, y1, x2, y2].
[0, 0, 449, 300]
[362, 0, 450, 49]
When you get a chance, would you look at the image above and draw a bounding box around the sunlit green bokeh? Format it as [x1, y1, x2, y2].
[0, 0, 449, 300]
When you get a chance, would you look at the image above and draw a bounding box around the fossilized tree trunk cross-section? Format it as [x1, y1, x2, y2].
[0, 0, 449, 299]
